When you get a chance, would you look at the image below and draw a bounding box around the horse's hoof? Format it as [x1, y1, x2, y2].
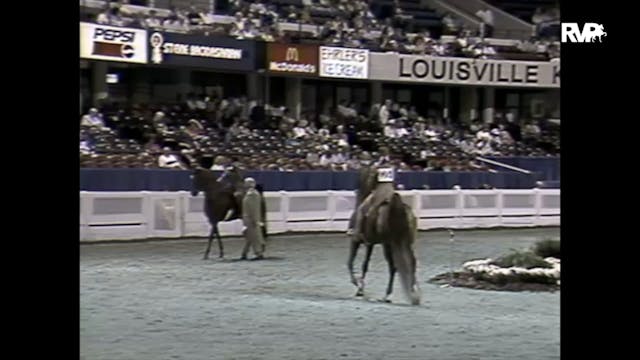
[219, 254, 224, 258]
[355, 289, 364, 297]
[202, 256, 208, 260]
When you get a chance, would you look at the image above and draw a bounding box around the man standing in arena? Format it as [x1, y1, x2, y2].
[241, 177, 265, 260]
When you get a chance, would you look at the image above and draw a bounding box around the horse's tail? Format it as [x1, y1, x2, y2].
[387, 193, 421, 305]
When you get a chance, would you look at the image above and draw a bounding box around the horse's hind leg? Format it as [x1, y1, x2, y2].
[214, 224, 224, 258]
[347, 240, 361, 289]
[357, 244, 374, 297]
[203, 226, 214, 260]
[382, 243, 396, 303]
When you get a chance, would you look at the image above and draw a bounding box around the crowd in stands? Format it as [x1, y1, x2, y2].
[83, 0, 560, 61]
[80, 93, 560, 171]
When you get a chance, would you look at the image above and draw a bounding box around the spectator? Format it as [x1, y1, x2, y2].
[475, 9, 494, 38]
[80, 134, 93, 155]
[158, 147, 185, 169]
[81, 108, 105, 128]
[145, 9, 162, 29]
[523, 121, 542, 141]
[476, 125, 492, 142]
[379, 99, 391, 126]
[318, 125, 331, 140]
[186, 6, 203, 26]
[442, 12, 461, 35]
[331, 145, 350, 164]
[306, 145, 323, 165]
[332, 125, 349, 147]
[319, 149, 333, 167]
[293, 119, 311, 139]
[211, 155, 227, 171]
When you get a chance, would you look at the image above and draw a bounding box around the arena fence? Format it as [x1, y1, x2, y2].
[80, 189, 560, 242]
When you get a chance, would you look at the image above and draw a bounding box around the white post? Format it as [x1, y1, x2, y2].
[327, 190, 336, 229]
[534, 188, 541, 226]
[141, 191, 152, 239]
[280, 191, 289, 231]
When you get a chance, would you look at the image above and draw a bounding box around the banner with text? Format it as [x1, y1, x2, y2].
[80, 22, 148, 64]
[267, 43, 319, 76]
[369, 53, 560, 88]
[319, 47, 369, 79]
[148, 32, 256, 71]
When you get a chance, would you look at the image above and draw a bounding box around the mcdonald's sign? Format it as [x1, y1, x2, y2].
[266, 43, 319, 75]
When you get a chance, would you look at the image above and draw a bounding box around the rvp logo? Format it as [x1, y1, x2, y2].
[94, 28, 135, 43]
[561, 23, 606, 43]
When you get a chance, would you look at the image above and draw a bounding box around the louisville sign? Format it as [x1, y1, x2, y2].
[148, 32, 256, 71]
[319, 46, 369, 79]
[80, 22, 148, 64]
[267, 43, 319, 75]
[369, 53, 560, 88]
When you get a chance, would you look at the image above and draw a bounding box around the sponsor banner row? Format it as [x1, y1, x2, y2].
[79, 23, 559, 87]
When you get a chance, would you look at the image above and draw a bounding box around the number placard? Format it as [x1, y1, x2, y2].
[377, 168, 394, 182]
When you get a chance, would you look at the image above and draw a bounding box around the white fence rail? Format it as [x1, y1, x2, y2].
[80, 190, 560, 242]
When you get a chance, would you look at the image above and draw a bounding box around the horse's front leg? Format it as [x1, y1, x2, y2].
[203, 226, 214, 260]
[214, 224, 224, 258]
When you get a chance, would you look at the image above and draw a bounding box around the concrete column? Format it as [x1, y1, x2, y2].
[285, 77, 302, 120]
[264, 75, 271, 105]
[246, 73, 261, 100]
[370, 81, 383, 105]
[458, 87, 479, 124]
[131, 70, 151, 104]
[482, 87, 495, 124]
[176, 68, 191, 97]
[91, 61, 108, 107]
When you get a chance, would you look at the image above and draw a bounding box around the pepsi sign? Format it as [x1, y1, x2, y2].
[80, 22, 148, 64]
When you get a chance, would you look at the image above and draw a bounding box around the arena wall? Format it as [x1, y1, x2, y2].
[80, 189, 560, 242]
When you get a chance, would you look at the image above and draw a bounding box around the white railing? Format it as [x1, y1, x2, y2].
[80, 189, 560, 242]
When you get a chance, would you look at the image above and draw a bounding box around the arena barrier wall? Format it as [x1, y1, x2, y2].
[80, 169, 546, 192]
[80, 189, 560, 242]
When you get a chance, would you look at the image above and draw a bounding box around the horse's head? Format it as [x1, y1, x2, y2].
[191, 167, 216, 196]
[220, 165, 245, 192]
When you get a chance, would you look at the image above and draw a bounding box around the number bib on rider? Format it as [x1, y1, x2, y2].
[377, 168, 394, 182]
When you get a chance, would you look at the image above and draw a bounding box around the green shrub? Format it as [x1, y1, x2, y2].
[533, 239, 561, 259]
[491, 251, 551, 269]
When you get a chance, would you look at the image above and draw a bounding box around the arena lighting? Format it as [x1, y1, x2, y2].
[106, 73, 119, 84]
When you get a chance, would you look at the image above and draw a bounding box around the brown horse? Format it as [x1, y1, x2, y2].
[191, 166, 245, 259]
[347, 168, 420, 305]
